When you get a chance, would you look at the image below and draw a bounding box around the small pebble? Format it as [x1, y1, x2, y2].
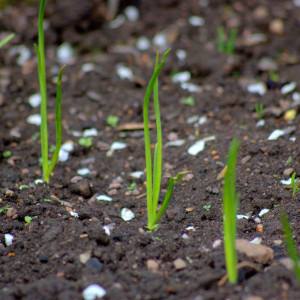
[283, 168, 294, 177]
[269, 19, 284, 35]
[83, 128, 98, 137]
[147, 259, 159, 272]
[212, 239, 222, 249]
[130, 171, 144, 179]
[153, 33, 168, 50]
[173, 258, 187, 270]
[176, 49, 187, 61]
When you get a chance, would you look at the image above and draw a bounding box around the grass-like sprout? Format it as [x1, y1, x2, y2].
[280, 211, 300, 282]
[223, 138, 240, 284]
[0, 33, 15, 48]
[36, 0, 64, 183]
[290, 172, 299, 198]
[143, 49, 184, 231]
[217, 27, 237, 55]
[255, 102, 264, 120]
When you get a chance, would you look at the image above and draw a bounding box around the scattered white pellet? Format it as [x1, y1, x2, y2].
[176, 49, 187, 62]
[250, 237, 262, 244]
[57, 43, 75, 64]
[256, 119, 265, 127]
[247, 82, 266, 96]
[130, 171, 144, 179]
[172, 71, 191, 83]
[281, 178, 292, 185]
[188, 136, 215, 156]
[116, 64, 133, 80]
[96, 195, 113, 202]
[281, 82, 297, 95]
[237, 214, 249, 220]
[166, 139, 186, 147]
[10, 45, 31, 66]
[103, 223, 115, 236]
[28, 93, 41, 108]
[181, 82, 202, 93]
[82, 284, 106, 300]
[153, 33, 168, 50]
[136, 37, 150, 51]
[4, 234, 14, 246]
[124, 6, 139, 21]
[258, 208, 270, 217]
[212, 239, 222, 248]
[70, 211, 79, 218]
[188, 16, 205, 27]
[27, 114, 41, 126]
[83, 128, 98, 137]
[121, 208, 135, 221]
[59, 141, 75, 162]
[81, 63, 95, 73]
[77, 168, 91, 177]
[268, 129, 285, 140]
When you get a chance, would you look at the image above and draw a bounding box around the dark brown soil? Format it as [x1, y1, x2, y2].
[1, 0, 300, 299]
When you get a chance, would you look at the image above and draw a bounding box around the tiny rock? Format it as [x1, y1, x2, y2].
[70, 179, 93, 198]
[283, 168, 294, 177]
[147, 259, 160, 272]
[82, 284, 106, 300]
[236, 239, 274, 264]
[269, 19, 284, 35]
[173, 258, 187, 270]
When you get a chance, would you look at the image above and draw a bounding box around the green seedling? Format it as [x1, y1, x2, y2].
[281, 212, 300, 282]
[0, 205, 10, 215]
[79, 137, 93, 148]
[143, 49, 185, 231]
[217, 26, 237, 55]
[223, 138, 240, 284]
[290, 172, 300, 198]
[128, 182, 137, 192]
[36, 0, 64, 183]
[255, 102, 264, 120]
[180, 96, 195, 107]
[2, 150, 12, 159]
[24, 216, 33, 224]
[106, 115, 119, 127]
[0, 33, 15, 48]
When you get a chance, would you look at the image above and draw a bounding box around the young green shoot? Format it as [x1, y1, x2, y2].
[290, 172, 299, 198]
[255, 102, 264, 120]
[106, 115, 119, 127]
[217, 27, 237, 55]
[0, 33, 15, 49]
[223, 138, 240, 284]
[280, 212, 300, 282]
[36, 0, 64, 183]
[143, 49, 185, 231]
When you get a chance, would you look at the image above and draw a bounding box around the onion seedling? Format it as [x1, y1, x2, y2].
[36, 0, 64, 183]
[290, 172, 299, 198]
[217, 27, 237, 55]
[0, 33, 15, 48]
[255, 102, 264, 120]
[223, 138, 240, 284]
[281, 212, 300, 282]
[143, 49, 184, 231]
